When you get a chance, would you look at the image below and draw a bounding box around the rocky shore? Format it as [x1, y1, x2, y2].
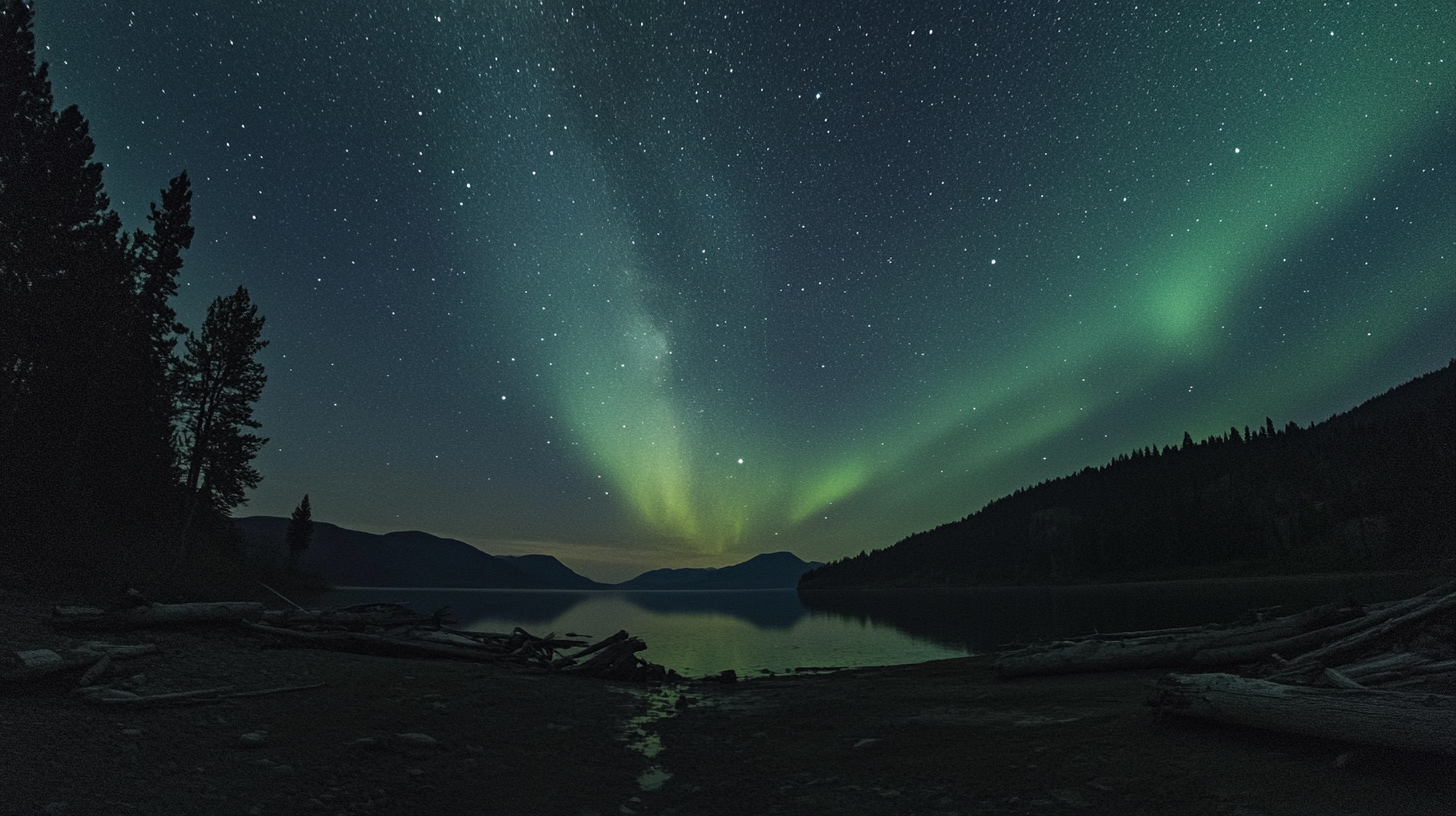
[2, 588, 1452, 815]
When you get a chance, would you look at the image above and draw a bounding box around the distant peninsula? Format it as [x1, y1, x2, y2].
[233, 517, 820, 590]
[800, 360, 1454, 590]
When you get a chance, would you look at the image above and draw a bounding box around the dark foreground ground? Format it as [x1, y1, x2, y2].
[2, 588, 1452, 816]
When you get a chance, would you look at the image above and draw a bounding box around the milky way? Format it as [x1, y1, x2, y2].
[35, 2, 1454, 579]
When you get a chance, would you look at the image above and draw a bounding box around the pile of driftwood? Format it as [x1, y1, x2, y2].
[243, 601, 679, 681]
[994, 581, 1456, 755]
[46, 592, 679, 683]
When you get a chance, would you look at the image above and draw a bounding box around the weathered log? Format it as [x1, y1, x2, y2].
[1384, 670, 1456, 690]
[219, 682, 327, 699]
[1404, 659, 1456, 677]
[414, 630, 494, 648]
[1196, 586, 1456, 668]
[1153, 672, 1456, 755]
[77, 653, 112, 687]
[1189, 600, 1365, 652]
[74, 642, 160, 658]
[561, 630, 630, 662]
[1000, 582, 1456, 678]
[52, 602, 265, 628]
[996, 632, 1221, 678]
[94, 686, 235, 704]
[243, 621, 520, 662]
[561, 637, 647, 676]
[1274, 588, 1456, 674]
[1322, 667, 1364, 689]
[1335, 652, 1428, 680]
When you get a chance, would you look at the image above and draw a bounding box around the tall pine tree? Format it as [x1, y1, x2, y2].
[177, 286, 269, 518]
[0, 0, 175, 573]
[287, 494, 314, 567]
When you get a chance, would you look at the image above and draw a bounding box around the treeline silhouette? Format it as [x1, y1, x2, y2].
[800, 362, 1455, 589]
[1, 1, 268, 592]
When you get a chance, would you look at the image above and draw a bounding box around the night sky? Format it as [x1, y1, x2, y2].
[33, 2, 1454, 581]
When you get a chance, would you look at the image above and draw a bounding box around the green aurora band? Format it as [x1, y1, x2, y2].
[473, 3, 1453, 557]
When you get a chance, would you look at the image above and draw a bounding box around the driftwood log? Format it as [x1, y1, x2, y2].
[1152, 672, 1456, 756]
[995, 581, 1456, 679]
[995, 580, 1456, 755]
[72, 681, 327, 706]
[242, 621, 527, 663]
[52, 601, 265, 629]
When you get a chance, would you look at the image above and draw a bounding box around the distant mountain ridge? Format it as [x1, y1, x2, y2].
[496, 554, 612, 590]
[234, 517, 817, 590]
[614, 552, 824, 590]
[800, 361, 1456, 590]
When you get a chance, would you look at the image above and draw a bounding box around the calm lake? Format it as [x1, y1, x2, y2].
[310, 572, 1434, 677]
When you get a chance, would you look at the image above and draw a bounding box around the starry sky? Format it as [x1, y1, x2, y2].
[33, 2, 1455, 582]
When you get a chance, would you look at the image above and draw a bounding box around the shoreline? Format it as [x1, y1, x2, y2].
[797, 567, 1439, 593]
[4, 586, 1452, 815]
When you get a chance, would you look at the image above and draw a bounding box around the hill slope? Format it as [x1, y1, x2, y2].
[234, 518, 552, 589]
[800, 361, 1455, 589]
[616, 552, 823, 590]
[496, 554, 613, 590]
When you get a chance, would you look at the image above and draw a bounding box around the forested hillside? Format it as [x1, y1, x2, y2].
[800, 362, 1455, 589]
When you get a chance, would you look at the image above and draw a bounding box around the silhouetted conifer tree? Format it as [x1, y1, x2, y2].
[177, 287, 268, 517]
[287, 494, 314, 565]
[0, 0, 175, 571]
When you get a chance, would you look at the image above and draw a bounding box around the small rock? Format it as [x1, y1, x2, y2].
[349, 737, 379, 748]
[396, 732, 437, 746]
[238, 732, 267, 748]
[716, 669, 737, 683]
[43, 802, 69, 815]
[1334, 752, 1352, 767]
[121, 728, 143, 737]
[407, 768, 424, 777]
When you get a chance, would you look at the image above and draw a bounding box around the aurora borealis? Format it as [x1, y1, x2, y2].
[33, 2, 1454, 581]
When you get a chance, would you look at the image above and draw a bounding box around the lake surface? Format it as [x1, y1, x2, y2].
[310, 572, 1434, 677]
